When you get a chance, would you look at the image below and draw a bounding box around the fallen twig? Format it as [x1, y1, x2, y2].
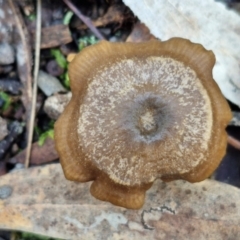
[25, 0, 42, 168]
[63, 0, 105, 40]
[228, 135, 240, 150]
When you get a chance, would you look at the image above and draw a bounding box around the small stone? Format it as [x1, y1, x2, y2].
[229, 111, 240, 126]
[37, 70, 66, 96]
[44, 92, 72, 120]
[0, 117, 8, 141]
[46, 60, 64, 77]
[0, 42, 14, 65]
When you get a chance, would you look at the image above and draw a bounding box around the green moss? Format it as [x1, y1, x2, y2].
[0, 91, 11, 111]
[78, 35, 98, 51]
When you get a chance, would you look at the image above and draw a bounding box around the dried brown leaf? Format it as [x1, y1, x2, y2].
[8, 138, 58, 165]
[31, 25, 72, 49]
[126, 22, 156, 42]
[0, 164, 240, 239]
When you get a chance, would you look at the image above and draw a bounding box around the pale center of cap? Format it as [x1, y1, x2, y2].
[78, 57, 213, 185]
[138, 109, 157, 135]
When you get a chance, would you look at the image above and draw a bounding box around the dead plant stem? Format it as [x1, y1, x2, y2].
[228, 135, 240, 150]
[25, 0, 42, 168]
[63, 0, 105, 40]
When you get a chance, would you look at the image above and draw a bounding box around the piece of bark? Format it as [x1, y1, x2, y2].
[0, 164, 240, 239]
[31, 25, 72, 49]
[126, 22, 156, 43]
[8, 138, 58, 165]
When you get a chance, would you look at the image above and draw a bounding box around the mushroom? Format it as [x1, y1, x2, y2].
[54, 38, 232, 209]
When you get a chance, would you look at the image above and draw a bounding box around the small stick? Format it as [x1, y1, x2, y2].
[63, 0, 105, 40]
[227, 135, 240, 150]
[25, 0, 42, 168]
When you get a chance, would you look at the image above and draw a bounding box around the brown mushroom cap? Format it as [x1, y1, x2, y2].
[54, 38, 232, 209]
